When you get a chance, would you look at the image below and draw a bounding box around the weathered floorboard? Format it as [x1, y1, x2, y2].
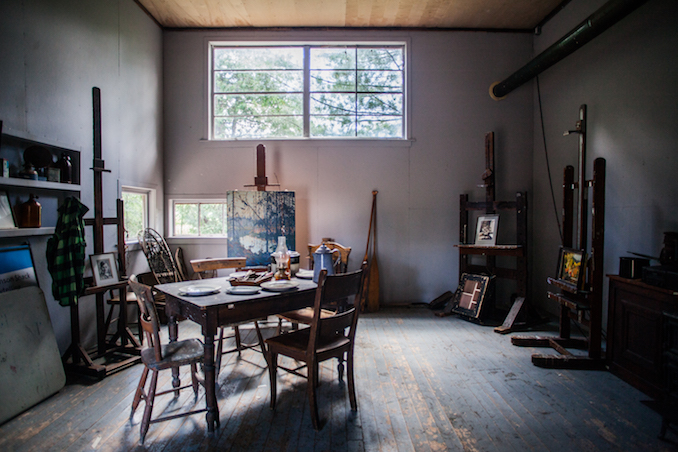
[0, 307, 675, 451]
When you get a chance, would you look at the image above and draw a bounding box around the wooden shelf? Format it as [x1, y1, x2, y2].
[456, 244, 524, 257]
[0, 177, 81, 192]
[0, 227, 55, 238]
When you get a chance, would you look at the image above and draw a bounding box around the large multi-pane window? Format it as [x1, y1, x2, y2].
[172, 200, 227, 237]
[210, 43, 405, 140]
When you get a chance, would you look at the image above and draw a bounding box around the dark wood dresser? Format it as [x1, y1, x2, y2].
[607, 275, 678, 398]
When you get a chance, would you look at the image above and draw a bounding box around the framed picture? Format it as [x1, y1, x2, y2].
[556, 247, 585, 291]
[90, 253, 119, 287]
[449, 273, 494, 319]
[0, 191, 16, 229]
[475, 214, 499, 246]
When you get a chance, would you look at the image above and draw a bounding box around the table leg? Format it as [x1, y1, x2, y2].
[168, 314, 180, 391]
[203, 334, 219, 431]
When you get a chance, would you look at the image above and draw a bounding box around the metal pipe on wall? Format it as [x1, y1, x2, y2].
[489, 0, 650, 100]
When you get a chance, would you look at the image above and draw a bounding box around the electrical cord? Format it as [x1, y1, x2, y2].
[536, 76, 564, 244]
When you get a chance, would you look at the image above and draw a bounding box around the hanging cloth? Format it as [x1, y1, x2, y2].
[46, 197, 89, 306]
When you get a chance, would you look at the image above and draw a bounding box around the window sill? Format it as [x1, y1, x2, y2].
[197, 137, 416, 149]
[166, 236, 229, 246]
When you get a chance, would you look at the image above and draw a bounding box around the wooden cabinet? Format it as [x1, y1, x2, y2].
[607, 275, 678, 398]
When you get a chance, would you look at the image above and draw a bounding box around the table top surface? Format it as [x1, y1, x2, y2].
[155, 276, 317, 309]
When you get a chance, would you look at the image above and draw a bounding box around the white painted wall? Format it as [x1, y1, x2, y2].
[163, 29, 534, 306]
[0, 0, 163, 353]
[530, 0, 678, 325]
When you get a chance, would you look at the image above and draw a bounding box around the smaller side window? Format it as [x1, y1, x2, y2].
[171, 200, 227, 237]
[122, 187, 154, 242]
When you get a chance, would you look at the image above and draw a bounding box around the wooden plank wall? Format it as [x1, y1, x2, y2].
[0, 307, 673, 451]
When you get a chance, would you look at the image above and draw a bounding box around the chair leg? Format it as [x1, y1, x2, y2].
[190, 362, 199, 397]
[308, 357, 320, 430]
[347, 350, 357, 411]
[337, 354, 345, 382]
[234, 325, 243, 356]
[140, 369, 158, 444]
[254, 321, 266, 356]
[268, 351, 278, 409]
[130, 366, 149, 418]
[215, 328, 225, 376]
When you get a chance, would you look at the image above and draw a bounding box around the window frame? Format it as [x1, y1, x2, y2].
[207, 40, 409, 141]
[169, 198, 229, 238]
[121, 186, 156, 244]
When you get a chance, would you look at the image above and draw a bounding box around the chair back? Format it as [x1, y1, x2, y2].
[139, 228, 183, 284]
[308, 240, 352, 273]
[308, 262, 367, 354]
[129, 279, 163, 363]
[190, 257, 248, 279]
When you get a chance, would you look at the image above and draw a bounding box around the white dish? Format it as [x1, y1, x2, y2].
[226, 286, 261, 295]
[296, 270, 314, 279]
[260, 280, 300, 292]
[179, 285, 220, 296]
[229, 271, 250, 279]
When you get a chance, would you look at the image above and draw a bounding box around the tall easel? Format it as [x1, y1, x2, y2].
[512, 105, 606, 369]
[62, 87, 140, 378]
[443, 133, 532, 328]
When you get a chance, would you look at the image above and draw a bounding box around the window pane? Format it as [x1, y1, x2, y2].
[214, 94, 302, 117]
[357, 93, 402, 116]
[357, 116, 402, 137]
[310, 48, 355, 70]
[358, 70, 402, 92]
[310, 70, 355, 92]
[174, 203, 198, 235]
[215, 70, 303, 93]
[214, 47, 303, 70]
[122, 192, 146, 241]
[310, 116, 356, 137]
[199, 204, 225, 236]
[310, 93, 356, 115]
[357, 48, 403, 70]
[214, 116, 303, 139]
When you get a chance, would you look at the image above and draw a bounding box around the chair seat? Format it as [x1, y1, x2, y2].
[141, 338, 204, 371]
[266, 328, 350, 358]
[278, 307, 335, 324]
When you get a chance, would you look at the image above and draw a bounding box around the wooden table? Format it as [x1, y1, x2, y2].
[154, 277, 317, 431]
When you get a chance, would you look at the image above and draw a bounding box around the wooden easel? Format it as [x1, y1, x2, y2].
[441, 132, 534, 328]
[511, 105, 606, 369]
[62, 87, 140, 378]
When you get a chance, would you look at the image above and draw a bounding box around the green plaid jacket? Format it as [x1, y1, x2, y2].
[46, 197, 89, 306]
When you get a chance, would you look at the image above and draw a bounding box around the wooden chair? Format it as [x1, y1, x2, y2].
[190, 257, 266, 374]
[128, 279, 206, 444]
[265, 263, 367, 430]
[307, 239, 352, 274]
[278, 240, 352, 333]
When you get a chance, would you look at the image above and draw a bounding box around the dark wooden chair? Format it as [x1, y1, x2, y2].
[190, 257, 266, 374]
[265, 263, 367, 430]
[307, 239, 352, 274]
[128, 279, 206, 444]
[278, 240, 353, 333]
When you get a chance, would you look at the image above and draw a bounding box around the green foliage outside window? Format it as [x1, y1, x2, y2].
[211, 44, 405, 139]
[174, 202, 226, 237]
[122, 191, 146, 242]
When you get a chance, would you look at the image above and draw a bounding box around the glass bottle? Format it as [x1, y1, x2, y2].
[57, 153, 72, 183]
[273, 236, 291, 280]
[19, 194, 41, 228]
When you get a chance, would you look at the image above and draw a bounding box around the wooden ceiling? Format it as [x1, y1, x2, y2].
[136, 0, 565, 30]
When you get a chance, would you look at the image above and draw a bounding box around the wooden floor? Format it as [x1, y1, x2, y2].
[1, 306, 675, 451]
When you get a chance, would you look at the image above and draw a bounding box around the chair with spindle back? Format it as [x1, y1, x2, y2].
[128, 279, 206, 444]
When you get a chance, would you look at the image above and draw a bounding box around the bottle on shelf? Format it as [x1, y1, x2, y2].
[57, 153, 72, 183]
[18, 194, 41, 228]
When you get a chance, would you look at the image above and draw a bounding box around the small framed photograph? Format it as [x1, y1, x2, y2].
[90, 253, 119, 287]
[475, 214, 499, 246]
[0, 191, 17, 229]
[556, 247, 585, 291]
[449, 273, 494, 320]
